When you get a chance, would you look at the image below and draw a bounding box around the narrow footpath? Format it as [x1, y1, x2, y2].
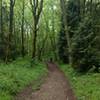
[15, 63, 76, 100]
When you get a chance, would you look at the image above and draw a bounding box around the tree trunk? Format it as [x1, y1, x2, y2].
[0, 0, 3, 39]
[38, 33, 48, 60]
[6, 0, 15, 62]
[0, 0, 5, 60]
[30, 0, 44, 59]
[32, 29, 37, 58]
[21, 0, 25, 57]
[60, 0, 72, 65]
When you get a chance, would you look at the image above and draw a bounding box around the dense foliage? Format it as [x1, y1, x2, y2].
[60, 64, 100, 100]
[0, 58, 47, 100]
[58, 17, 68, 63]
[0, 0, 100, 99]
[58, 0, 100, 72]
[0, 0, 60, 62]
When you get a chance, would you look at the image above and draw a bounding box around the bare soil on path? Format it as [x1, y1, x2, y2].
[15, 62, 76, 100]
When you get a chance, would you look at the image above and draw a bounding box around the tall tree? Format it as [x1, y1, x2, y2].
[0, 0, 4, 59]
[21, 0, 25, 57]
[60, 0, 72, 65]
[71, 0, 100, 72]
[0, 0, 3, 38]
[58, 16, 68, 63]
[30, 0, 44, 59]
[5, 0, 15, 62]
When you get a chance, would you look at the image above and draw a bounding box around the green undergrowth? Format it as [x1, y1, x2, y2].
[0, 57, 48, 100]
[60, 64, 100, 100]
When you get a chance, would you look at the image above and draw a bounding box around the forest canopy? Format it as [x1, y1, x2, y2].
[0, 0, 100, 72]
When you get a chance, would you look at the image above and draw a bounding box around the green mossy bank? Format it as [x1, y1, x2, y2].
[0, 58, 48, 100]
[60, 64, 100, 100]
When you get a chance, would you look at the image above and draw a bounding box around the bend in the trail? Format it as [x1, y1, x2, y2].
[15, 62, 76, 100]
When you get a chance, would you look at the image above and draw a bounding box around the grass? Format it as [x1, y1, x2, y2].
[0, 57, 48, 100]
[60, 64, 100, 100]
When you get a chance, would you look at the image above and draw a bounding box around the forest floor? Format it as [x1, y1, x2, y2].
[60, 64, 100, 100]
[15, 62, 76, 100]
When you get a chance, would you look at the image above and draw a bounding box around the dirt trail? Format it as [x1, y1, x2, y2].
[15, 63, 76, 100]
